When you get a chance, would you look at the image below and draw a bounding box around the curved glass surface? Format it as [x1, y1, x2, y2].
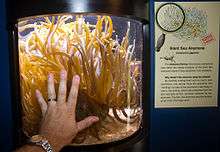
[18, 14, 143, 145]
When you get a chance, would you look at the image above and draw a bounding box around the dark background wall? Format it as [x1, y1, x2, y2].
[0, 0, 13, 151]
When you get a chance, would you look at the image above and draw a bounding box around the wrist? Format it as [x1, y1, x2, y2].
[43, 135, 68, 152]
[30, 134, 66, 152]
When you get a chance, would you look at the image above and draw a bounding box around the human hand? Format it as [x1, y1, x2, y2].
[35, 70, 99, 151]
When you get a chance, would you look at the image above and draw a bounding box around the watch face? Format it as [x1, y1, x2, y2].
[31, 135, 45, 143]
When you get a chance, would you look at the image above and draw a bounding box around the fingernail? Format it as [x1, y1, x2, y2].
[60, 70, 67, 78]
[35, 89, 40, 96]
[74, 75, 80, 82]
[48, 73, 53, 79]
[91, 116, 99, 122]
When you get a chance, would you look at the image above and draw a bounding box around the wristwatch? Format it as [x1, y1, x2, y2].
[30, 135, 54, 152]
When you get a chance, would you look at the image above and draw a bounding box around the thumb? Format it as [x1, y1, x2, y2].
[77, 116, 99, 132]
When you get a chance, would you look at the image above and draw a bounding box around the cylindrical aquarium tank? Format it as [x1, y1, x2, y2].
[7, 0, 149, 151]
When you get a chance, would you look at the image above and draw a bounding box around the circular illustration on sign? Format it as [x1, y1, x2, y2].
[156, 3, 185, 32]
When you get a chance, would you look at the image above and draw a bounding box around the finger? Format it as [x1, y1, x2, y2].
[35, 89, 47, 116]
[47, 100, 57, 114]
[67, 75, 80, 112]
[77, 116, 99, 132]
[47, 73, 56, 100]
[57, 70, 67, 104]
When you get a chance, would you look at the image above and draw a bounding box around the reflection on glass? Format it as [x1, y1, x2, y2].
[18, 14, 143, 145]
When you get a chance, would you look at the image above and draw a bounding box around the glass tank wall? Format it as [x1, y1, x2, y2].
[17, 14, 143, 145]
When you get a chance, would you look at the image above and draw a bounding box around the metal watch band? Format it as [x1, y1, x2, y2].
[37, 139, 53, 152]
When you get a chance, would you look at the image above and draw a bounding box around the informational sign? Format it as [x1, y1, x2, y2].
[155, 2, 220, 108]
